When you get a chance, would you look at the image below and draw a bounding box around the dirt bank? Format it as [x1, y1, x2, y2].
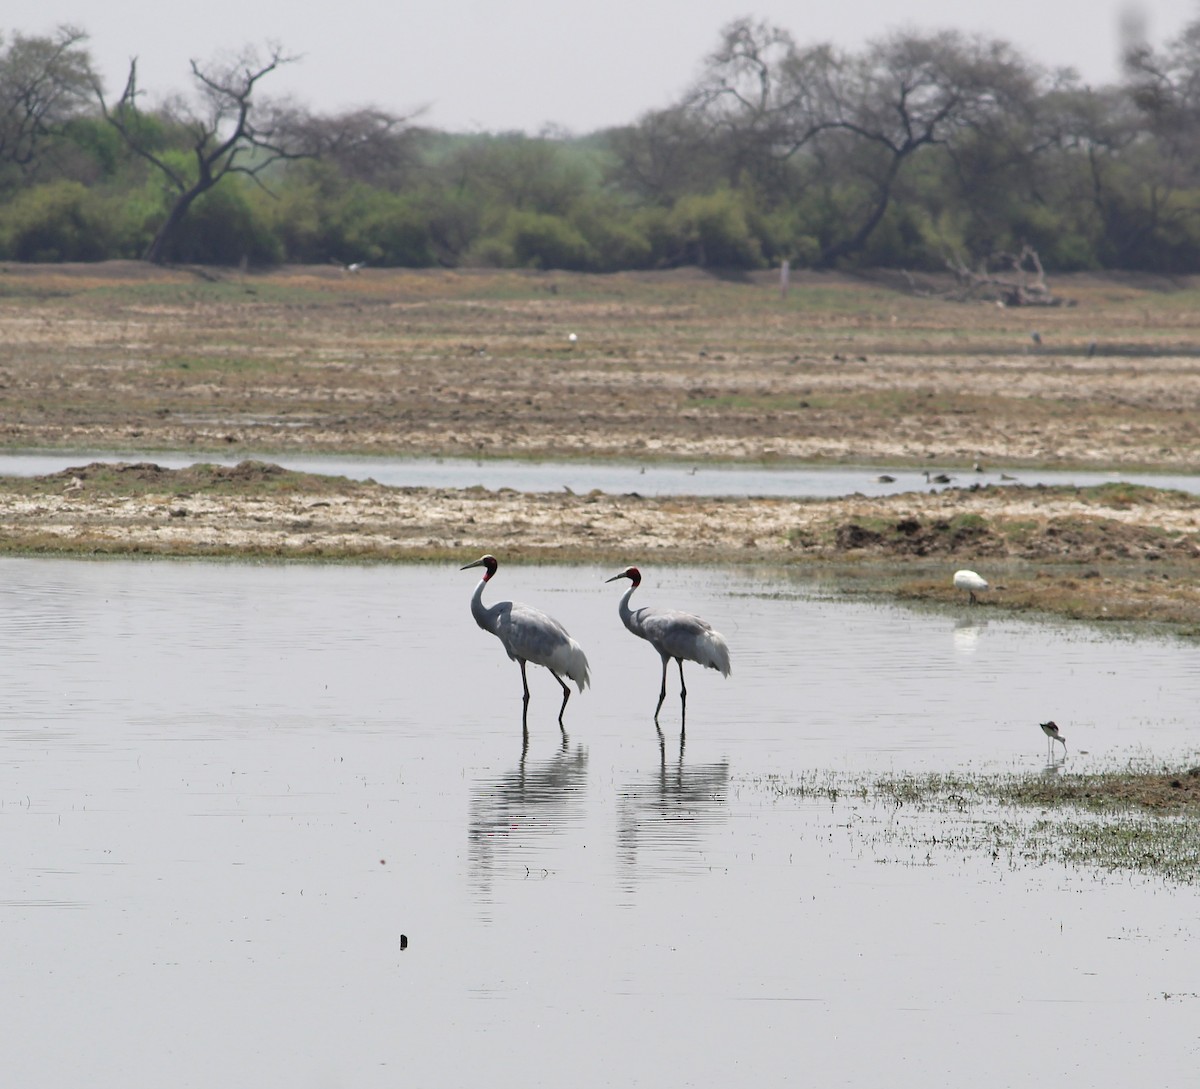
[4, 461, 1200, 632]
[2, 265, 1200, 631]
[1, 263, 1200, 470]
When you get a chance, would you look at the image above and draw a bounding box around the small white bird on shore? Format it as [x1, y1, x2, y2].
[953, 569, 989, 605]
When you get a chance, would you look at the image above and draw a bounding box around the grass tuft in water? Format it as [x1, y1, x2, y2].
[759, 762, 1200, 884]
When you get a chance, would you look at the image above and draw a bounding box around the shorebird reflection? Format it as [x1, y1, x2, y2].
[616, 729, 730, 887]
[1041, 755, 1067, 776]
[952, 616, 987, 655]
[468, 740, 589, 907]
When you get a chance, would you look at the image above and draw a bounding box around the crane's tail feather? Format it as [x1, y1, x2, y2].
[699, 630, 732, 677]
[556, 637, 591, 693]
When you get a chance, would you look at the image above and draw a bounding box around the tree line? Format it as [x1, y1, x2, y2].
[2, 17, 1200, 272]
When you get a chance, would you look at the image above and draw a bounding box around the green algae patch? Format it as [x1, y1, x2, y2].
[753, 763, 1200, 884]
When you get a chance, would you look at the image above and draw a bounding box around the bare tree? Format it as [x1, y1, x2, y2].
[289, 106, 426, 187]
[606, 108, 718, 204]
[679, 22, 1041, 265]
[812, 32, 1039, 265]
[1117, 15, 1200, 260]
[1122, 15, 1200, 166]
[681, 18, 842, 201]
[98, 44, 316, 264]
[0, 25, 96, 179]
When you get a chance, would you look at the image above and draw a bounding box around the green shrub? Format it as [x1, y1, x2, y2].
[0, 180, 118, 261]
[666, 189, 763, 268]
[161, 183, 283, 266]
[504, 211, 592, 270]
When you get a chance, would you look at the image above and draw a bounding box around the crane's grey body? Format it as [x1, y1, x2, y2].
[462, 555, 590, 732]
[471, 587, 591, 688]
[606, 566, 730, 727]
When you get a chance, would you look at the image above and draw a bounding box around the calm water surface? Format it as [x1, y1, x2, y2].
[2, 450, 1198, 498]
[1, 558, 1196, 1087]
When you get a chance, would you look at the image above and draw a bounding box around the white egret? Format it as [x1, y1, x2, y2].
[953, 569, 989, 605]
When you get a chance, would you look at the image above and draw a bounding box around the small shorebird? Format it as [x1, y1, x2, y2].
[953, 569, 989, 605]
[1039, 720, 1067, 755]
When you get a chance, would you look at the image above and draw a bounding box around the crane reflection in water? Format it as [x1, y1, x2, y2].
[467, 736, 589, 910]
[615, 731, 731, 891]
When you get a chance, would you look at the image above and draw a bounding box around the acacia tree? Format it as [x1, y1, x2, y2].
[0, 25, 96, 182]
[605, 108, 719, 204]
[679, 22, 1042, 266]
[287, 106, 426, 188]
[1116, 15, 1200, 265]
[808, 32, 1040, 265]
[98, 44, 315, 263]
[683, 18, 834, 192]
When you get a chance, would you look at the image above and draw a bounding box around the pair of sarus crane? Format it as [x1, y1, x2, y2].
[462, 555, 1070, 756]
[461, 555, 730, 731]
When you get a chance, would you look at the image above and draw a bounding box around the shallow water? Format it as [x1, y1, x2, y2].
[1, 558, 1196, 1087]
[3, 449, 1198, 498]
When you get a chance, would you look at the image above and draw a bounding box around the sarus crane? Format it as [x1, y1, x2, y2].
[461, 555, 590, 732]
[605, 566, 731, 727]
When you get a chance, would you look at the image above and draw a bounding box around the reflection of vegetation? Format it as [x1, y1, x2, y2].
[756, 764, 1200, 883]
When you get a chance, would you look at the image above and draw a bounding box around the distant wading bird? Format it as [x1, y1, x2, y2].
[605, 566, 731, 727]
[1040, 719, 1067, 756]
[953, 569, 989, 605]
[461, 555, 590, 732]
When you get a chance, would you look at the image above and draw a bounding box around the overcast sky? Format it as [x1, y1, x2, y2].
[8, 1, 1196, 133]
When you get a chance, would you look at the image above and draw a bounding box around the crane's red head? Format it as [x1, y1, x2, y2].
[605, 566, 641, 587]
[461, 554, 498, 580]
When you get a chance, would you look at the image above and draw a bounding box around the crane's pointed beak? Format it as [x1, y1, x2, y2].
[461, 558, 486, 571]
[604, 572, 628, 583]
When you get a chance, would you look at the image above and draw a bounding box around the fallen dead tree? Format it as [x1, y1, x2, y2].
[905, 246, 1076, 306]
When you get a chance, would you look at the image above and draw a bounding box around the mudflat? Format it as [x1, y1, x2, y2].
[1, 262, 1199, 630]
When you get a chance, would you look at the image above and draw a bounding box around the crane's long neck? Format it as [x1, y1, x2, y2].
[470, 577, 496, 632]
[617, 581, 640, 634]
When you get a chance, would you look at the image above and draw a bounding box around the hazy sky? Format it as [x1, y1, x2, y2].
[8, 1, 1196, 132]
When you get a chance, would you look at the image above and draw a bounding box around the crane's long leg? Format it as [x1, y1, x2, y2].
[519, 659, 532, 734]
[677, 658, 688, 735]
[654, 654, 670, 723]
[551, 670, 571, 734]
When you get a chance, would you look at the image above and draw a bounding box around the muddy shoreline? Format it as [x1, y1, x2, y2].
[3, 460, 1199, 633]
[2, 264, 1200, 632]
